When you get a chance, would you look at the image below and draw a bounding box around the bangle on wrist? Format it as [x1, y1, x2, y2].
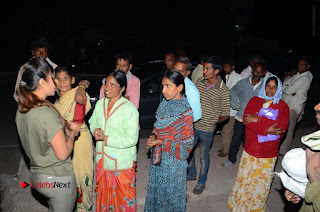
[79, 85, 86, 89]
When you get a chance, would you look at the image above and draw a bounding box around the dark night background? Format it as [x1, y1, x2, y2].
[1, 0, 319, 79]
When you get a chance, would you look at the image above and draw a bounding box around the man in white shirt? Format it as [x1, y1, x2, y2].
[282, 67, 298, 84]
[279, 56, 313, 155]
[218, 58, 242, 157]
[240, 55, 261, 79]
[14, 36, 58, 102]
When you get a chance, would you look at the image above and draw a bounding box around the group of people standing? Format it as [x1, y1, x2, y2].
[14, 36, 315, 212]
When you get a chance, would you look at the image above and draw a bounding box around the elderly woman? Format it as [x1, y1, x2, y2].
[53, 66, 93, 211]
[227, 75, 289, 211]
[88, 70, 139, 212]
[144, 70, 194, 212]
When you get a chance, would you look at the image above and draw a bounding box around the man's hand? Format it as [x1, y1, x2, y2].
[284, 189, 301, 204]
[267, 123, 285, 135]
[217, 116, 229, 124]
[306, 148, 320, 183]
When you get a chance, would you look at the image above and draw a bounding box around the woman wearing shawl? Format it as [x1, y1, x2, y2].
[227, 75, 289, 211]
[88, 70, 139, 212]
[54, 67, 94, 211]
[144, 70, 194, 212]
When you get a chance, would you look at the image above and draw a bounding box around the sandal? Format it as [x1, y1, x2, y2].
[193, 184, 205, 194]
[186, 175, 196, 181]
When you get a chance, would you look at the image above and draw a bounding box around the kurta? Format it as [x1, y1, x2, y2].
[88, 97, 139, 171]
[88, 97, 139, 212]
[54, 87, 93, 212]
[144, 98, 194, 212]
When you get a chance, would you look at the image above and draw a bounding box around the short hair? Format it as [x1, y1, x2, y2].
[30, 36, 49, 51]
[260, 59, 270, 70]
[253, 62, 266, 72]
[165, 49, 178, 60]
[176, 56, 192, 71]
[197, 54, 208, 64]
[114, 50, 133, 64]
[108, 70, 127, 96]
[203, 56, 223, 73]
[163, 70, 185, 95]
[298, 56, 311, 65]
[249, 55, 261, 63]
[223, 57, 235, 67]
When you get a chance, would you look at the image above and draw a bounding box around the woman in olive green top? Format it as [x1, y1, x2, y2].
[15, 57, 81, 212]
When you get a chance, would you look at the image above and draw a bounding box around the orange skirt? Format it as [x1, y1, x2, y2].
[95, 159, 136, 212]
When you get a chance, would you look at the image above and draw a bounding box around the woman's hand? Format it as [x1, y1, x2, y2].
[93, 128, 105, 141]
[243, 114, 259, 124]
[78, 80, 90, 89]
[70, 122, 81, 137]
[147, 134, 156, 143]
[146, 135, 163, 149]
[267, 123, 285, 135]
[284, 189, 301, 204]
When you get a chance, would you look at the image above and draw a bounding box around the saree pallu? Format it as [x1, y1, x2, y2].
[96, 159, 136, 212]
[227, 150, 277, 212]
[54, 87, 93, 211]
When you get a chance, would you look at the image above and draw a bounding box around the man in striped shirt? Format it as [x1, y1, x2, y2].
[187, 56, 230, 194]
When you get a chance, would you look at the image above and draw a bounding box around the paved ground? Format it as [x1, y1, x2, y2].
[0, 122, 318, 212]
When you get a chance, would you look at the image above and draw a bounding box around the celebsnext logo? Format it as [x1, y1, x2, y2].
[20, 181, 70, 188]
[31, 181, 71, 188]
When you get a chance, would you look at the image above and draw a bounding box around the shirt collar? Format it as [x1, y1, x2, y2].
[126, 70, 132, 82]
[204, 76, 222, 91]
[226, 70, 236, 80]
[249, 76, 263, 89]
